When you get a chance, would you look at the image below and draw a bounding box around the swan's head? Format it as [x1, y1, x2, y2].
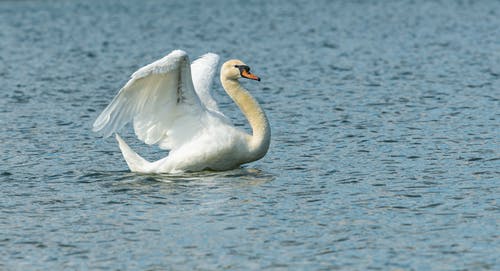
[221, 59, 260, 81]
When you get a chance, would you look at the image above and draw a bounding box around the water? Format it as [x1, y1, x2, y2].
[1, 0, 499, 270]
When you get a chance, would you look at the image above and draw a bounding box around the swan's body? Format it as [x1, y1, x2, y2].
[93, 50, 270, 173]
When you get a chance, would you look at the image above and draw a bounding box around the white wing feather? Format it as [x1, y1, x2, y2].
[190, 53, 222, 113]
[92, 50, 207, 150]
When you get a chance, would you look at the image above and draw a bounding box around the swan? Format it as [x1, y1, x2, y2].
[93, 50, 270, 173]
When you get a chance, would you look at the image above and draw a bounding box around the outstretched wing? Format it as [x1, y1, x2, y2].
[93, 50, 206, 149]
[190, 52, 223, 114]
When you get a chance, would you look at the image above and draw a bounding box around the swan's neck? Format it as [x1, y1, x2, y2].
[221, 77, 270, 161]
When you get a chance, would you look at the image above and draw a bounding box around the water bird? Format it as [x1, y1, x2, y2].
[93, 50, 270, 173]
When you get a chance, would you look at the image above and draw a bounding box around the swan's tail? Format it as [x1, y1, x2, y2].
[115, 134, 152, 173]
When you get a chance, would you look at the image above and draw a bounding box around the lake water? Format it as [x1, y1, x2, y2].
[1, 0, 499, 270]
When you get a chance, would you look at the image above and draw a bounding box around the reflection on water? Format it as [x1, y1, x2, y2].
[97, 168, 275, 193]
[1, 0, 499, 270]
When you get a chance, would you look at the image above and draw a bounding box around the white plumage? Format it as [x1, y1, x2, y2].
[93, 50, 270, 173]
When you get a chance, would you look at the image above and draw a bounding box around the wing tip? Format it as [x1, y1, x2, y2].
[173, 50, 220, 64]
[200, 52, 220, 63]
[131, 49, 189, 79]
[92, 113, 115, 137]
[171, 49, 187, 56]
[170, 50, 189, 63]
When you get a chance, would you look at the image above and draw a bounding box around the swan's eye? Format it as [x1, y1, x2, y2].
[235, 65, 250, 72]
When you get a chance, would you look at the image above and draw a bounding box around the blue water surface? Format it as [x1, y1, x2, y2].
[1, 0, 499, 270]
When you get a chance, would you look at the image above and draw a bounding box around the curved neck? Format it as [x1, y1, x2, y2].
[221, 77, 270, 161]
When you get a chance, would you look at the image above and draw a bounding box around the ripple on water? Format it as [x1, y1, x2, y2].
[1, 0, 499, 270]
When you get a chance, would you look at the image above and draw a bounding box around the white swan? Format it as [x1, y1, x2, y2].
[93, 50, 270, 173]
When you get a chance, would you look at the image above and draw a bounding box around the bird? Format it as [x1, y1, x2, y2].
[93, 50, 270, 173]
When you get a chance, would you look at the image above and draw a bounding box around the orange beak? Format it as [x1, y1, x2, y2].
[241, 70, 261, 81]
